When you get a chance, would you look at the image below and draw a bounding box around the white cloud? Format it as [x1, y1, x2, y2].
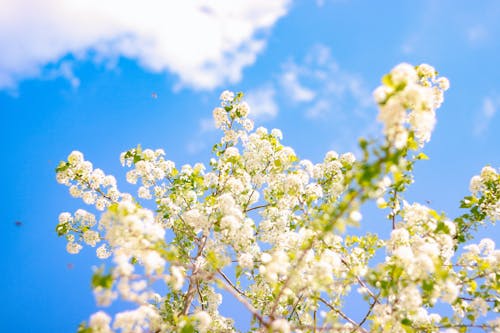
[199, 117, 216, 133]
[45, 61, 80, 88]
[245, 85, 279, 120]
[0, 0, 290, 90]
[466, 25, 489, 44]
[280, 45, 372, 119]
[185, 118, 216, 155]
[399, 2, 499, 55]
[279, 64, 316, 103]
[186, 140, 206, 155]
[316, 0, 349, 7]
[474, 95, 499, 135]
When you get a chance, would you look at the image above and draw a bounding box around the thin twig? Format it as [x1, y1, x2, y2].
[245, 204, 270, 213]
[351, 293, 380, 333]
[217, 269, 247, 297]
[318, 297, 369, 333]
[216, 277, 269, 328]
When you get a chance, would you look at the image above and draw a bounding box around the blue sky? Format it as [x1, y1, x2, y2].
[1, 1, 499, 332]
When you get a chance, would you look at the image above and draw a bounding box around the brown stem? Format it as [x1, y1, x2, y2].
[318, 297, 368, 333]
[217, 269, 246, 297]
[245, 204, 270, 213]
[216, 277, 269, 328]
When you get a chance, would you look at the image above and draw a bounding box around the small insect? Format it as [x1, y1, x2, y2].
[14, 221, 22, 227]
[151, 92, 158, 99]
[67, 263, 74, 269]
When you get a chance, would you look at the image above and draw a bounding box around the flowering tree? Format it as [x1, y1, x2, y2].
[55, 63, 499, 333]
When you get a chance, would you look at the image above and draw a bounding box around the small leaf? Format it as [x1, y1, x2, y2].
[55, 161, 70, 173]
[401, 318, 411, 326]
[77, 322, 93, 333]
[382, 74, 393, 87]
[56, 223, 69, 236]
[181, 324, 195, 333]
[416, 152, 429, 160]
[91, 268, 113, 289]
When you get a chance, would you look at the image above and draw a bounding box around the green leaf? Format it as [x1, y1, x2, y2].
[181, 324, 195, 333]
[77, 322, 93, 333]
[91, 268, 113, 289]
[407, 135, 419, 151]
[422, 279, 434, 293]
[401, 318, 412, 326]
[415, 152, 429, 160]
[382, 74, 393, 87]
[55, 161, 70, 173]
[235, 265, 243, 279]
[56, 223, 69, 236]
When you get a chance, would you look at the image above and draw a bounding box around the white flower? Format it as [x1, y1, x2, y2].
[235, 101, 250, 118]
[89, 311, 112, 333]
[170, 266, 185, 290]
[68, 150, 84, 165]
[213, 107, 229, 129]
[479, 238, 495, 255]
[271, 128, 283, 140]
[391, 63, 417, 86]
[83, 230, 100, 247]
[349, 211, 362, 222]
[194, 311, 212, 333]
[138, 186, 152, 199]
[96, 244, 111, 259]
[373, 86, 390, 104]
[82, 191, 96, 205]
[441, 280, 459, 303]
[392, 246, 413, 264]
[271, 318, 290, 333]
[238, 252, 254, 269]
[220, 90, 235, 103]
[480, 166, 497, 181]
[261, 253, 272, 264]
[469, 175, 482, 194]
[66, 242, 82, 254]
[58, 212, 72, 224]
[417, 63, 436, 79]
[144, 251, 165, 275]
[224, 147, 240, 159]
[69, 185, 81, 197]
[437, 77, 450, 90]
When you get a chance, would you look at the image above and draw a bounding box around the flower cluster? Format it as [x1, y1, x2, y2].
[55, 64, 500, 333]
[56, 151, 121, 210]
[374, 63, 449, 149]
[469, 166, 500, 221]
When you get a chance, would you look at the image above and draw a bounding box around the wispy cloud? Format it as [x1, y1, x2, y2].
[316, 0, 349, 7]
[45, 61, 80, 88]
[474, 95, 499, 136]
[0, 0, 290, 91]
[236, 44, 377, 153]
[280, 45, 373, 119]
[245, 85, 279, 120]
[466, 25, 489, 44]
[199, 118, 216, 133]
[185, 118, 218, 155]
[188, 44, 376, 154]
[399, 1, 499, 55]
[279, 64, 316, 103]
